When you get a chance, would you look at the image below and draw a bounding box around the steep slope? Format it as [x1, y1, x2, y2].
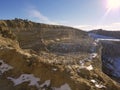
[0, 19, 120, 90]
[89, 31, 120, 83]
[0, 19, 87, 53]
[101, 41, 120, 82]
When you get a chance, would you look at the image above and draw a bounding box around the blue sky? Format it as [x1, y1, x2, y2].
[0, 0, 120, 30]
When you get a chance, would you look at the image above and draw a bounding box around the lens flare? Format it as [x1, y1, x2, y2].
[100, 0, 120, 25]
[107, 0, 120, 9]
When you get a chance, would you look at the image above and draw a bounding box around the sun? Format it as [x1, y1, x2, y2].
[107, 0, 120, 9]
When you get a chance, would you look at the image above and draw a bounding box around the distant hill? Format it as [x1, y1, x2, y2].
[89, 29, 120, 39]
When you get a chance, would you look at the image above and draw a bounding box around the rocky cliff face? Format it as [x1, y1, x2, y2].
[101, 41, 120, 82]
[0, 19, 120, 90]
[89, 30, 120, 83]
[0, 19, 87, 53]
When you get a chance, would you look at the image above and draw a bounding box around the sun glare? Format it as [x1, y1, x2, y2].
[107, 0, 120, 9]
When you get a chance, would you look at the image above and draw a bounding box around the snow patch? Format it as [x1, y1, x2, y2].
[52, 68, 58, 71]
[86, 65, 93, 71]
[7, 74, 40, 87]
[79, 64, 94, 71]
[52, 83, 71, 90]
[7, 74, 71, 90]
[93, 42, 98, 46]
[79, 61, 84, 66]
[40, 80, 51, 88]
[97, 38, 120, 42]
[89, 33, 120, 42]
[89, 33, 114, 39]
[90, 79, 96, 83]
[90, 53, 97, 58]
[95, 84, 106, 88]
[90, 79, 106, 89]
[0, 60, 13, 75]
[7, 74, 52, 89]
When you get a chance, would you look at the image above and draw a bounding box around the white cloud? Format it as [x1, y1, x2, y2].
[73, 23, 120, 31]
[73, 25, 95, 31]
[29, 9, 49, 21]
[28, 8, 58, 25]
[100, 23, 120, 30]
[26, 6, 71, 25]
[26, 7, 120, 31]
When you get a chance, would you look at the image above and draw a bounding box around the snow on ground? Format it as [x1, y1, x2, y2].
[80, 39, 98, 64]
[52, 83, 71, 90]
[90, 79, 106, 89]
[95, 84, 106, 89]
[93, 42, 98, 46]
[91, 79, 96, 83]
[95, 39, 99, 43]
[89, 33, 114, 39]
[0, 60, 13, 75]
[89, 33, 120, 42]
[97, 39, 120, 42]
[79, 52, 96, 71]
[79, 49, 97, 71]
[52, 68, 58, 71]
[86, 65, 93, 71]
[7, 74, 40, 87]
[79, 64, 94, 71]
[79, 61, 84, 66]
[39, 80, 51, 88]
[7, 73, 71, 90]
[90, 53, 97, 59]
[79, 53, 98, 66]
